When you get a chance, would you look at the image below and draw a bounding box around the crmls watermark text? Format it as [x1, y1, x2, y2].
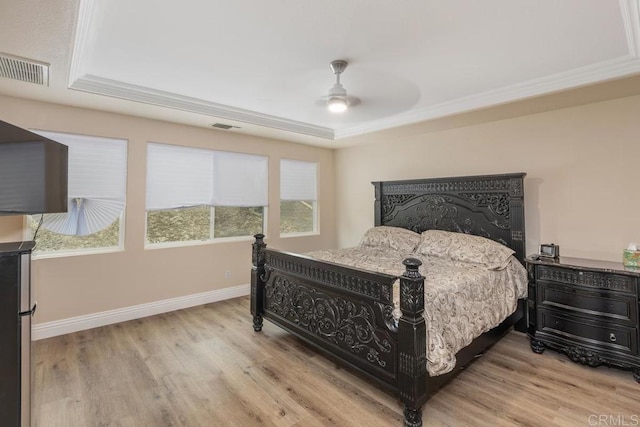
[588, 415, 639, 426]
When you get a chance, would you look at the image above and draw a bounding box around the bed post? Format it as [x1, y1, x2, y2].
[372, 181, 383, 226]
[398, 258, 427, 427]
[251, 233, 266, 332]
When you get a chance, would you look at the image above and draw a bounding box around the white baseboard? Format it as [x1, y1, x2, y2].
[32, 284, 250, 340]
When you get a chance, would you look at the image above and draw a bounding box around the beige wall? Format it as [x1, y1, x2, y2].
[0, 215, 24, 241]
[3, 90, 639, 324]
[0, 95, 336, 324]
[335, 94, 640, 263]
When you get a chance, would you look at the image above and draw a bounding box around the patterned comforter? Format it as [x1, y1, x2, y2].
[306, 246, 527, 376]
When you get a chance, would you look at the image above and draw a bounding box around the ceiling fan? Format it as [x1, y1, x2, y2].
[325, 60, 360, 113]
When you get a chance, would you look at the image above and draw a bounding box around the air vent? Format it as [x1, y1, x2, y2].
[0, 52, 49, 86]
[211, 123, 240, 130]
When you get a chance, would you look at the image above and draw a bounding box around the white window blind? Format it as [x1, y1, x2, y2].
[212, 151, 268, 207]
[146, 143, 268, 210]
[280, 159, 317, 201]
[146, 143, 213, 210]
[34, 131, 127, 236]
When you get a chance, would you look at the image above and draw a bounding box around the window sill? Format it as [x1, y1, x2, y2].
[33, 246, 124, 260]
[280, 231, 319, 239]
[144, 235, 256, 250]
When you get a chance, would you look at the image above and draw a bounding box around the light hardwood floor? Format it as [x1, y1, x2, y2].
[34, 297, 639, 427]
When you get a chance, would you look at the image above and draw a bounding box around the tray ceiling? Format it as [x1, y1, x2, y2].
[1, 0, 640, 146]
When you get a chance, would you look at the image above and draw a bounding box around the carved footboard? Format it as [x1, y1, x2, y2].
[251, 234, 428, 427]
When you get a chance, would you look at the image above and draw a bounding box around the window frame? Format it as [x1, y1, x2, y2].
[24, 130, 128, 258]
[144, 142, 268, 249]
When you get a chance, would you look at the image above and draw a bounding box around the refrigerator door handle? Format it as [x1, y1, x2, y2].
[18, 301, 36, 318]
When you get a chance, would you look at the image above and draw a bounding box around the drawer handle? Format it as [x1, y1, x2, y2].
[609, 333, 617, 342]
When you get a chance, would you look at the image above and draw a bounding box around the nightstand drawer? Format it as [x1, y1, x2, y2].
[539, 309, 637, 355]
[537, 265, 637, 294]
[538, 280, 637, 325]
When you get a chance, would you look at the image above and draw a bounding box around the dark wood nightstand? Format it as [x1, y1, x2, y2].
[526, 255, 640, 382]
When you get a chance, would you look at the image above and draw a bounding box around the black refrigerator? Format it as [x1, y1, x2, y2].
[0, 241, 36, 427]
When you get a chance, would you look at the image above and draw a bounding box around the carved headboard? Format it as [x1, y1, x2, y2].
[372, 173, 526, 264]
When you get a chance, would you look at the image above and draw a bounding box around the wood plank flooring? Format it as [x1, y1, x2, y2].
[33, 297, 639, 426]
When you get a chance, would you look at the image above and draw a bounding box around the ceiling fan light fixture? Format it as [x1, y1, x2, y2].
[326, 59, 351, 113]
[328, 96, 348, 113]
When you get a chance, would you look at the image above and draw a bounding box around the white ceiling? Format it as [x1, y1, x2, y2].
[1, 0, 640, 147]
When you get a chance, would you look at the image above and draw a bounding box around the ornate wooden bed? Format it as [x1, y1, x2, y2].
[250, 173, 527, 427]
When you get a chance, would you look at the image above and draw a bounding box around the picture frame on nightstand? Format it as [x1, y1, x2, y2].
[538, 243, 559, 259]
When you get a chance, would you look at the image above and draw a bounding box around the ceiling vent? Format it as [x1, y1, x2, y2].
[0, 52, 49, 86]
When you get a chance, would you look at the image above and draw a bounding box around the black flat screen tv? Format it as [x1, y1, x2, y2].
[0, 120, 68, 216]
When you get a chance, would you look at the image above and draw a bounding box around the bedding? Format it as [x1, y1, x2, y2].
[307, 228, 527, 376]
[359, 225, 422, 253]
[415, 229, 516, 270]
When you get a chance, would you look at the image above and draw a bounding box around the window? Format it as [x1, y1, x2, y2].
[145, 143, 267, 245]
[280, 159, 317, 235]
[28, 131, 127, 255]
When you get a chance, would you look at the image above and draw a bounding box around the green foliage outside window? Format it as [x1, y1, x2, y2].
[29, 216, 120, 253]
[280, 200, 315, 234]
[146, 206, 264, 244]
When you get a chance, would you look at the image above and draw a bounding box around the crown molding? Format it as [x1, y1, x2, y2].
[69, 74, 335, 139]
[621, 0, 640, 56]
[335, 54, 640, 139]
[70, 53, 640, 142]
[68, 0, 96, 86]
[69, 0, 640, 142]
